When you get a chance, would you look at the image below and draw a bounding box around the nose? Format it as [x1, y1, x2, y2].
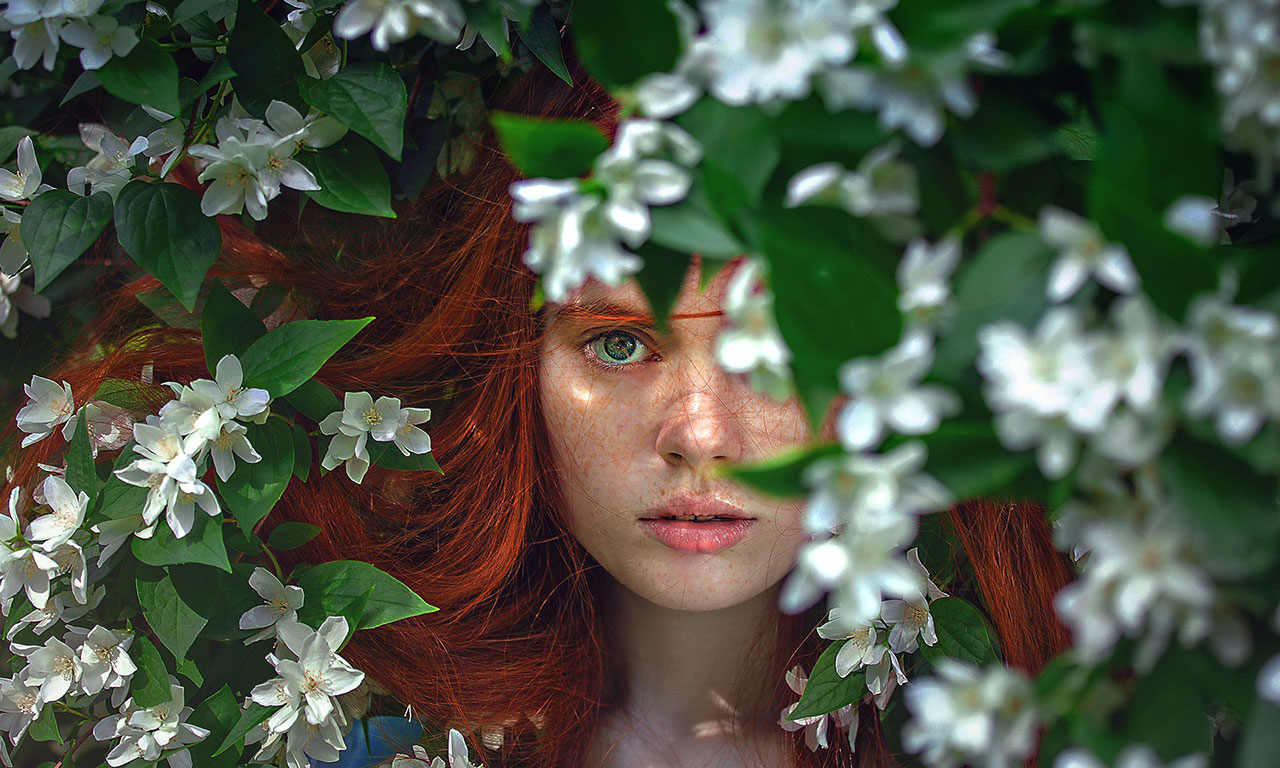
[654, 361, 746, 474]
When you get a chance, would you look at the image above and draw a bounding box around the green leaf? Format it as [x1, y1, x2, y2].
[569, 0, 679, 88]
[1124, 648, 1214, 761]
[915, 420, 1042, 501]
[366, 440, 442, 472]
[0, 126, 34, 163]
[21, 190, 113, 291]
[219, 418, 295, 533]
[725, 442, 843, 499]
[676, 100, 779, 206]
[129, 636, 172, 708]
[335, 586, 374, 651]
[788, 640, 867, 720]
[646, 174, 747, 260]
[917, 597, 1001, 667]
[213, 703, 272, 757]
[1160, 431, 1280, 578]
[1088, 55, 1220, 319]
[97, 39, 180, 114]
[291, 423, 312, 481]
[759, 208, 901, 430]
[136, 566, 209, 660]
[114, 181, 222, 312]
[950, 91, 1062, 173]
[227, 0, 305, 117]
[633, 241, 691, 333]
[520, 4, 572, 85]
[491, 112, 608, 179]
[239, 317, 373, 398]
[1239, 698, 1280, 768]
[891, 0, 1034, 52]
[65, 409, 103, 498]
[186, 685, 243, 768]
[202, 279, 267, 376]
[132, 512, 232, 573]
[173, 0, 234, 26]
[267, 521, 321, 550]
[94, 475, 149, 524]
[285, 378, 341, 423]
[300, 135, 396, 218]
[28, 704, 61, 743]
[296, 560, 437, 630]
[60, 69, 101, 105]
[300, 63, 406, 160]
[932, 231, 1051, 386]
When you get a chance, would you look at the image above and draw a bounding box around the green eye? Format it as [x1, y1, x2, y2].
[588, 330, 651, 367]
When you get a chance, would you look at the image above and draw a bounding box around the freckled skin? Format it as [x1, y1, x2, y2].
[537, 258, 817, 613]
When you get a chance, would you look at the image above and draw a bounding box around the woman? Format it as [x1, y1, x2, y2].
[6, 51, 1074, 767]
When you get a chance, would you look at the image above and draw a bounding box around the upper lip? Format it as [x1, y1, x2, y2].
[639, 494, 753, 520]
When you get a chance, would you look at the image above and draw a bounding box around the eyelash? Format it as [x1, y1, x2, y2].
[580, 328, 662, 372]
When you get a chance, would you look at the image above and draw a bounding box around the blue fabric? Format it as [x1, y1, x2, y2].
[311, 716, 425, 767]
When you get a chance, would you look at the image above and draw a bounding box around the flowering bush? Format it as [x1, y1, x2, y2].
[2, 0, 1280, 766]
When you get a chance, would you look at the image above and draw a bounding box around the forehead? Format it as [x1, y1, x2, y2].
[549, 255, 747, 323]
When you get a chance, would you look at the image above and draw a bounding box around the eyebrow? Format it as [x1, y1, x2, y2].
[550, 298, 724, 326]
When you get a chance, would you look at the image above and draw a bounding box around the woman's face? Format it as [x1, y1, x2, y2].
[537, 258, 815, 612]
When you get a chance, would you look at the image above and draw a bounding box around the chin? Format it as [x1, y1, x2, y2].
[612, 553, 788, 613]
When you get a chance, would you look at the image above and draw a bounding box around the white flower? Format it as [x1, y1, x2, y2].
[92, 680, 209, 768]
[26, 475, 88, 552]
[697, 0, 859, 106]
[902, 660, 1038, 768]
[897, 236, 960, 331]
[0, 267, 51, 339]
[778, 665, 858, 752]
[594, 119, 698, 246]
[1038, 206, 1139, 302]
[75, 625, 136, 695]
[261, 100, 347, 154]
[113, 418, 219, 539]
[319, 391, 394, 483]
[820, 31, 1007, 147]
[977, 306, 1117, 478]
[14, 636, 81, 703]
[247, 709, 348, 768]
[714, 256, 793, 400]
[1182, 291, 1280, 446]
[0, 491, 59, 612]
[66, 124, 147, 199]
[817, 615, 884, 677]
[0, 135, 45, 201]
[512, 181, 645, 305]
[801, 441, 951, 537]
[15, 375, 75, 447]
[6, 589, 96, 640]
[785, 142, 918, 223]
[239, 567, 305, 644]
[1055, 744, 1208, 768]
[184, 353, 271, 440]
[58, 14, 137, 69]
[208, 421, 262, 481]
[1054, 507, 1214, 671]
[48, 539, 88, 605]
[188, 117, 278, 220]
[0, 674, 44, 745]
[251, 617, 364, 733]
[332, 0, 465, 51]
[91, 513, 157, 566]
[836, 333, 960, 451]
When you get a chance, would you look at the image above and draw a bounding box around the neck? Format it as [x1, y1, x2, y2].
[606, 578, 781, 742]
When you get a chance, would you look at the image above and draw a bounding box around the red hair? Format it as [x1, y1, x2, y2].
[2, 50, 1074, 768]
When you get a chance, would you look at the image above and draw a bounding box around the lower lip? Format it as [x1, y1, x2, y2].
[638, 519, 754, 554]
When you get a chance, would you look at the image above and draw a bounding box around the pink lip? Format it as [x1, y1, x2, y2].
[638, 496, 754, 555]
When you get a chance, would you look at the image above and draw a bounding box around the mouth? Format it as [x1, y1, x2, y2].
[637, 496, 755, 554]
